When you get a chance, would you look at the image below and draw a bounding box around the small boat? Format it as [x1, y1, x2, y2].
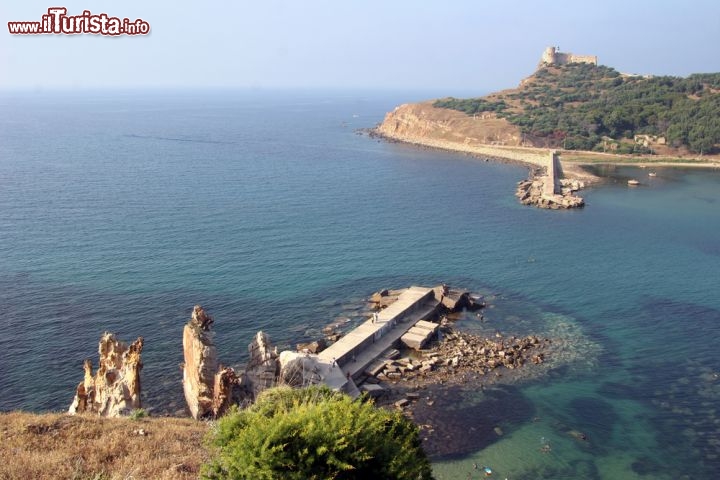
[648, 172, 657, 177]
[628, 179, 640, 186]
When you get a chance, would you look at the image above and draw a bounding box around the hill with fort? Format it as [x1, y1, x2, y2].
[375, 46, 720, 159]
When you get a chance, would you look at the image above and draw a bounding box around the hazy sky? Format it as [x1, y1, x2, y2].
[2, 0, 719, 92]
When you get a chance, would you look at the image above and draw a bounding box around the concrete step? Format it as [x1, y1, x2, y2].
[401, 319, 439, 350]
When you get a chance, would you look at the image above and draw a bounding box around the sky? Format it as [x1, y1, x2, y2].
[1, 0, 719, 92]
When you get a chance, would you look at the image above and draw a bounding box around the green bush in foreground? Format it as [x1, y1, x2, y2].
[129, 408, 147, 420]
[202, 386, 434, 480]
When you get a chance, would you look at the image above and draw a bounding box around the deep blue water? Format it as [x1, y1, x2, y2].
[1, 90, 719, 478]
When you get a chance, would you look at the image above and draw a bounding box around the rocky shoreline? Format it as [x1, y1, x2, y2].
[366, 127, 548, 170]
[367, 128, 587, 210]
[64, 284, 601, 458]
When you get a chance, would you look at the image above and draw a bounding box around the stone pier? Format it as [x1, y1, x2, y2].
[317, 286, 440, 396]
[543, 150, 563, 196]
[516, 150, 584, 209]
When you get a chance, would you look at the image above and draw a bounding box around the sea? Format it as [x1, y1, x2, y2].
[1, 89, 719, 479]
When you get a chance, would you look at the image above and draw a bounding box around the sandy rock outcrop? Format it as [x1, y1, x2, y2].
[245, 331, 280, 398]
[212, 366, 240, 418]
[376, 102, 524, 149]
[182, 305, 218, 420]
[68, 333, 144, 417]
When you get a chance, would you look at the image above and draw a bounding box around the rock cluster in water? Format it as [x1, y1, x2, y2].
[516, 175, 585, 209]
[375, 330, 548, 385]
[68, 333, 144, 417]
[362, 326, 552, 458]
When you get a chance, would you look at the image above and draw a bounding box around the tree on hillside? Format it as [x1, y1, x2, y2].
[434, 64, 720, 153]
[202, 386, 434, 480]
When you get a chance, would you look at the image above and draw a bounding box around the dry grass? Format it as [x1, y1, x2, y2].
[0, 411, 210, 480]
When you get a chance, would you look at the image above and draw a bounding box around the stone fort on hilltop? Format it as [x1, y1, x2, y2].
[540, 46, 597, 67]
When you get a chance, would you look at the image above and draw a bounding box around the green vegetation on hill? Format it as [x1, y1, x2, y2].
[202, 386, 434, 480]
[434, 64, 720, 154]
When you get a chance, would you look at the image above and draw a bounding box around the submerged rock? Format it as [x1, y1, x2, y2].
[68, 333, 144, 417]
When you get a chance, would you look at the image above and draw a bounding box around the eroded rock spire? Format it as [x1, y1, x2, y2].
[68, 333, 144, 417]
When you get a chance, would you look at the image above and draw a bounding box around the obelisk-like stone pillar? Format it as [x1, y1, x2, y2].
[182, 305, 218, 419]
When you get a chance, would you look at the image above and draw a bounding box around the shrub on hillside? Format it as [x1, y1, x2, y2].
[202, 386, 434, 480]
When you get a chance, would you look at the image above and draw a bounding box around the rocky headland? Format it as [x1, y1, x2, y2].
[372, 105, 587, 209]
[371, 48, 720, 209]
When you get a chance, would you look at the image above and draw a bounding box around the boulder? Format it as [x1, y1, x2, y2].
[369, 289, 403, 308]
[370, 289, 390, 303]
[296, 339, 326, 354]
[278, 350, 323, 388]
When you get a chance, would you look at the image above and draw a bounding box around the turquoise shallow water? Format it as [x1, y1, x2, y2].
[1, 90, 719, 478]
